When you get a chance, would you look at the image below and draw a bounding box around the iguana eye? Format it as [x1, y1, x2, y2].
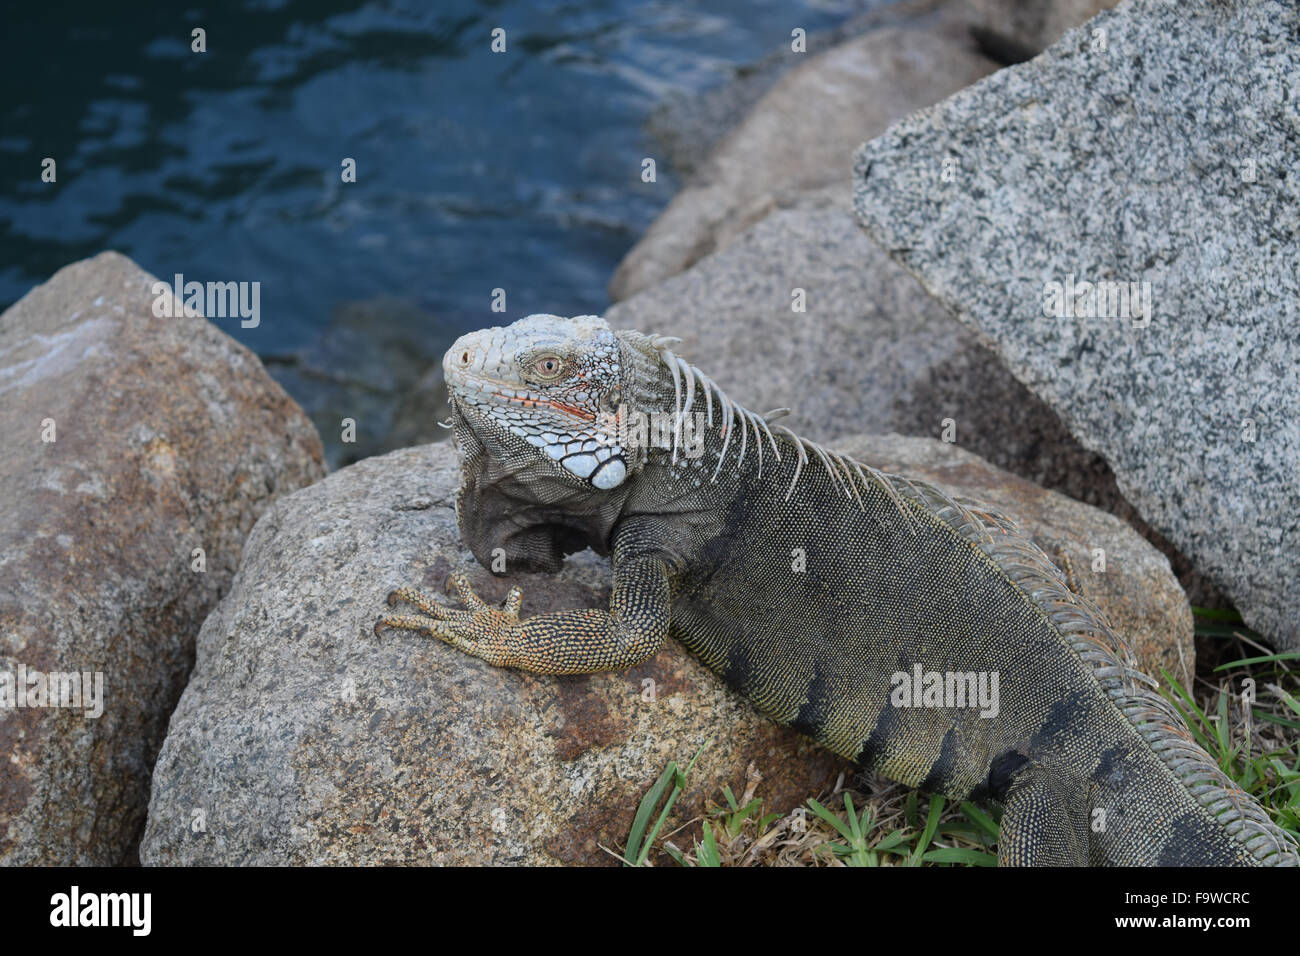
[533, 355, 564, 379]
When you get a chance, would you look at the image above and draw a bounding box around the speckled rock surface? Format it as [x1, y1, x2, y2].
[610, 23, 997, 301]
[643, 0, 1115, 186]
[0, 251, 325, 865]
[139, 444, 849, 866]
[140, 432, 1189, 865]
[836, 435, 1193, 688]
[853, 0, 1300, 649]
[607, 197, 1127, 516]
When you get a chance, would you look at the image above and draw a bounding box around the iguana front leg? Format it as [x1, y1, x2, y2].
[375, 553, 673, 675]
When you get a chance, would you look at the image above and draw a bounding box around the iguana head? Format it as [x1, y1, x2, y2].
[442, 313, 652, 572]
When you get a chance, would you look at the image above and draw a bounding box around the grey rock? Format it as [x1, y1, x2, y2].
[647, 0, 960, 182]
[853, 0, 1300, 647]
[0, 252, 325, 864]
[963, 0, 1117, 62]
[607, 197, 1127, 516]
[610, 22, 998, 301]
[140, 433, 1186, 865]
[645, 0, 1114, 184]
[140, 443, 849, 866]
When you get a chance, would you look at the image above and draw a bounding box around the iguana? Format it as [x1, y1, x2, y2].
[376, 313, 1298, 867]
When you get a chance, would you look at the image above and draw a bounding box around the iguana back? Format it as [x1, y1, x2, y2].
[378, 314, 1299, 867]
[663, 445, 1272, 865]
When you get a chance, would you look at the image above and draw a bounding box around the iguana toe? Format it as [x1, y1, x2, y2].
[388, 585, 456, 618]
[380, 578, 522, 668]
[446, 572, 493, 613]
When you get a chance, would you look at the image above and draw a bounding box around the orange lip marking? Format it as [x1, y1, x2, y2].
[549, 400, 595, 421]
[490, 391, 595, 422]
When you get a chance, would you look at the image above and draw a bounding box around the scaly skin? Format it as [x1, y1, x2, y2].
[376, 314, 1299, 867]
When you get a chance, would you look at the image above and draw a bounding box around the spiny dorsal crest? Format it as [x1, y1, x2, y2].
[443, 314, 910, 521]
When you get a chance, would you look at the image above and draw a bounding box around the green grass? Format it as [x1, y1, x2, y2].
[622, 752, 998, 867]
[620, 741, 709, 867]
[1171, 607, 1300, 841]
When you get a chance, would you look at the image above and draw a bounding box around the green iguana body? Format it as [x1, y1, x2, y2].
[377, 313, 1298, 867]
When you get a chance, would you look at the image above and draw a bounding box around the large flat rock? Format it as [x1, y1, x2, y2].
[140, 434, 1189, 865]
[853, 0, 1300, 649]
[0, 252, 325, 864]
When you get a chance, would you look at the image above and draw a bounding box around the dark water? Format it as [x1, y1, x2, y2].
[1, 0, 869, 463]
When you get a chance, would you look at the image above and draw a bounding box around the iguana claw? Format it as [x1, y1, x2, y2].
[375, 574, 523, 667]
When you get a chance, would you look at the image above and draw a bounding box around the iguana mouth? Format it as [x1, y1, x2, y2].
[448, 386, 625, 489]
[487, 391, 596, 422]
[449, 370, 600, 424]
